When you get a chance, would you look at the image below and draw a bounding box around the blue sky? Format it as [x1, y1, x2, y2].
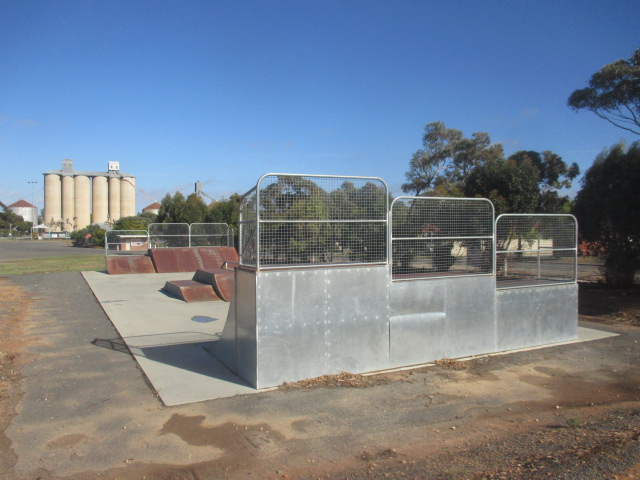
[1, 0, 638, 212]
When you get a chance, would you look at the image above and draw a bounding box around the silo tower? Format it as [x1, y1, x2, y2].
[42, 159, 136, 231]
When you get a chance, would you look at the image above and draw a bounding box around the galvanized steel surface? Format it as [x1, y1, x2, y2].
[226, 266, 390, 389]
[496, 283, 578, 350]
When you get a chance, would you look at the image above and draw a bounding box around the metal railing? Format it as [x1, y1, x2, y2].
[148, 223, 190, 248]
[148, 223, 234, 248]
[390, 197, 495, 280]
[189, 223, 234, 247]
[105, 223, 234, 255]
[495, 214, 577, 289]
[239, 173, 389, 270]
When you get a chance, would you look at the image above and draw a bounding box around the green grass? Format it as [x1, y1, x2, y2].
[0, 254, 105, 276]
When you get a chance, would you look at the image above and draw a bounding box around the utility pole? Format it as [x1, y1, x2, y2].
[28, 180, 37, 224]
[28, 180, 38, 240]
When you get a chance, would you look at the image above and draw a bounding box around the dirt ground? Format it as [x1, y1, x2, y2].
[1, 277, 639, 479]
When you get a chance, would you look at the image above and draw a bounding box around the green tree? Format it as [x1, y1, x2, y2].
[205, 194, 241, 247]
[112, 215, 152, 231]
[464, 158, 540, 216]
[205, 194, 241, 233]
[156, 192, 207, 224]
[568, 47, 640, 135]
[70, 224, 106, 247]
[507, 150, 580, 212]
[573, 141, 640, 286]
[402, 122, 503, 195]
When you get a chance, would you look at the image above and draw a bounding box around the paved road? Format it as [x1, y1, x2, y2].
[0, 239, 102, 263]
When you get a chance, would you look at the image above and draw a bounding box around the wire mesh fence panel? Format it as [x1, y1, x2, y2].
[239, 188, 258, 267]
[240, 174, 388, 269]
[148, 223, 190, 248]
[391, 197, 494, 280]
[104, 230, 150, 256]
[189, 223, 234, 247]
[495, 214, 577, 289]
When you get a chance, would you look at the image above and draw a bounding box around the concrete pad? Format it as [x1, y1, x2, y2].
[106, 255, 156, 274]
[162, 279, 221, 302]
[82, 271, 258, 405]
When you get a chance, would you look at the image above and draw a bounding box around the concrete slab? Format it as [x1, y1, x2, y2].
[82, 271, 258, 405]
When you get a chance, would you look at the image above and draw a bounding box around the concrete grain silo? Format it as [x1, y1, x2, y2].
[108, 176, 121, 222]
[43, 160, 136, 231]
[120, 177, 136, 218]
[44, 174, 62, 231]
[92, 176, 108, 224]
[74, 175, 91, 230]
[61, 175, 75, 231]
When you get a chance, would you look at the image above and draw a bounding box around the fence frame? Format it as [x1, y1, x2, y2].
[239, 173, 390, 271]
[148, 223, 191, 248]
[389, 196, 495, 281]
[189, 223, 235, 248]
[495, 213, 578, 290]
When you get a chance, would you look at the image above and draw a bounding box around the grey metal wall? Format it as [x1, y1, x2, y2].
[219, 266, 390, 389]
[389, 276, 496, 367]
[217, 269, 578, 389]
[496, 284, 578, 351]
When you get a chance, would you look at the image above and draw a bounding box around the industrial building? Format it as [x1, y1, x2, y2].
[43, 159, 135, 231]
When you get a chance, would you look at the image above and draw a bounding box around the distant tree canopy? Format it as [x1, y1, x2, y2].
[573, 141, 640, 286]
[402, 122, 579, 215]
[156, 192, 207, 224]
[111, 215, 154, 231]
[402, 122, 504, 196]
[568, 47, 640, 135]
[0, 201, 32, 234]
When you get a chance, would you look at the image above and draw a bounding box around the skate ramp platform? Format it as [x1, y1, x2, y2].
[105, 255, 156, 275]
[149, 246, 238, 274]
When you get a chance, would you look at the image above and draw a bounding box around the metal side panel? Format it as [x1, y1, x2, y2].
[389, 312, 446, 367]
[255, 270, 328, 388]
[213, 284, 237, 374]
[443, 276, 496, 359]
[496, 284, 578, 351]
[254, 266, 390, 389]
[235, 269, 258, 388]
[325, 266, 390, 374]
[389, 279, 445, 317]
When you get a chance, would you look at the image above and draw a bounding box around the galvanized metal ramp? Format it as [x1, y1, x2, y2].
[105, 255, 155, 275]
